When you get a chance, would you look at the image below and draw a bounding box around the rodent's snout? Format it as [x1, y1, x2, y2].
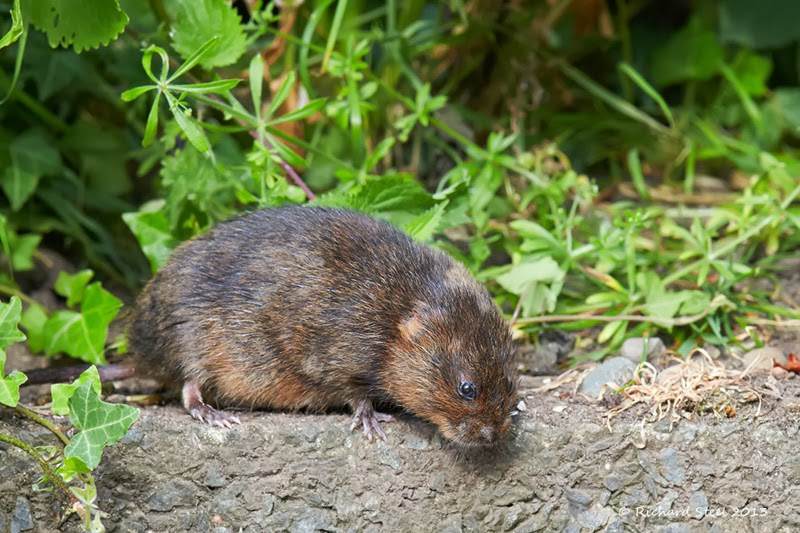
[451, 414, 513, 447]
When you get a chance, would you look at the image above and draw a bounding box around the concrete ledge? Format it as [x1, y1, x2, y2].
[1, 377, 798, 532]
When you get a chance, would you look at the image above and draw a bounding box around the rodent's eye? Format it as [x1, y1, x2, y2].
[458, 380, 477, 401]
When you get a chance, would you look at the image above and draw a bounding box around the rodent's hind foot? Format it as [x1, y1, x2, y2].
[350, 399, 394, 441]
[181, 379, 241, 428]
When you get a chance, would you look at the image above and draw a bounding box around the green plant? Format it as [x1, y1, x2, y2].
[0, 297, 139, 531]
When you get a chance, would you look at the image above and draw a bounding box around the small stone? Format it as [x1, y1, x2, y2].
[659, 447, 685, 485]
[620, 337, 665, 363]
[11, 497, 33, 533]
[742, 347, 786, 372]
[148, 480, 199, 511]
[403, 433, 430, 450]
[690, 491, 708, 519]
[204, 467, 227, 488]
[440, 513, 463, 533]
[579, 357, 637, 398]
[516, 400, 527, 411]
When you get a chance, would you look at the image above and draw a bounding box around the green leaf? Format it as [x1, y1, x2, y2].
[495, 257, 565, 315]
[0, 296, 26, 349]
[51, 366, 101, 416]
[0, 350, 27, 407]
[170, 79, 241, 94]
[64, 381, 140, 470]
[120, 85, 155, 102]
[650, 16, 724, 87]
[54, 270, 94, 308]
[1, 129, 61, 211]
[317, 175, 437, 227]
[122, 201, 179, 273]
[266, 98, 327, 126]
[170, 0, 247, 69]
[403, 201, 448, 242]
[23, 0, 129, 52]
[20, 303, 48, 354]
[8, 232, 41, 272]
[267, 71, 296, 118]
[0, 0, 23, 50]
[143, 93, 161, 147]
[250, 54, 264, 118]
[168, 95, 209, 152]
[719, 0, 800, 49]
[0, 297, 27, 407]
[43, 283, 122, 364]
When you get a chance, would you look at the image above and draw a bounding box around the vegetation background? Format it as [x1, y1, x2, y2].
[2, 0, 800, 525]
[2, 0, 800, 363]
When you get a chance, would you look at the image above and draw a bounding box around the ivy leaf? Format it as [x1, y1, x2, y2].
[170, 0, 247, 69]
[51, 366, 101, 416]
[7, 232, 40, 272]
[23, 0, 130, 53]
[0, 297, 27, 407]
[0, 296, 26, 349]
[20, 303, 48, 354]
[0, 351, 26, 407]
[122, 201, 179, 273]
[54, 270, 94, 308]
[43, 283, 122, 365]
[64, 381, 140, 470]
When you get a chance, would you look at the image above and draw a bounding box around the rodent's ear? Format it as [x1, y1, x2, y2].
[399, 311, 425, 341]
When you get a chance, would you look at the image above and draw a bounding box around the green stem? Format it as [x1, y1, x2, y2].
[0, 430, 75, 505]
[0, 71, 68, 133]
[0, 284, 38, 307]
[15, 405, 70, 446]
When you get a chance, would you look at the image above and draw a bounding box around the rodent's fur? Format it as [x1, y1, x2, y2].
[128, 206, 518, 446]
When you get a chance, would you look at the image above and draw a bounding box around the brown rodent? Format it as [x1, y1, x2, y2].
[127, 206, 518, 446]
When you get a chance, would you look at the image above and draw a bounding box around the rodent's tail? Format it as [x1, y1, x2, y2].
[21, 362, 137, 385]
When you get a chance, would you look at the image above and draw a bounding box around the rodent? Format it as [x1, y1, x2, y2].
[40, 206, 519, 446]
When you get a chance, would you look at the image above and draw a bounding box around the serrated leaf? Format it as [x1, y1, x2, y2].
[51, 366, 101, 416]
[122, 202, 178, 273]
[403, 202, 447, 242]
[170, 0, 247, 69]
[24, 0, 129, 53]
[43, 283, 122, 364]
[54, 270, 94, 308]
[64, 381, 140, 470]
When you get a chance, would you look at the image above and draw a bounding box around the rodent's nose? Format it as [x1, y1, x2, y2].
[479, 425, 495, 443]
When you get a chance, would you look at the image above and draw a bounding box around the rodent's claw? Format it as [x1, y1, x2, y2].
[350, 400, 394, 442]
[182, 379, 240, 428]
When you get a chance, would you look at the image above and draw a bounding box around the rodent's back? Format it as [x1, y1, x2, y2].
[128, 206, 518, 445]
